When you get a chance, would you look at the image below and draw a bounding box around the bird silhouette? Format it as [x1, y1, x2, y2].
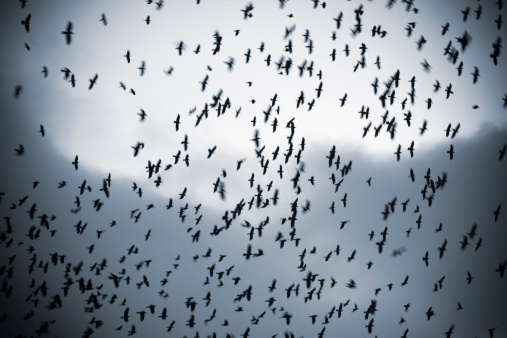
[61, 21, 74, 45]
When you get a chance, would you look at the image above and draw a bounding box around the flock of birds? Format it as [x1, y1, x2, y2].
[1, 0, 507, 337]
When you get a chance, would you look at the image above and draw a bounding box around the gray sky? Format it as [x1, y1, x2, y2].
[0, 0, 506, 337]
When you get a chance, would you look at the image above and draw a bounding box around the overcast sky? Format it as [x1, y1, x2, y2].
[1, 0, 506, 337]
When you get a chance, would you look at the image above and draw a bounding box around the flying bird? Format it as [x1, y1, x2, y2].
[72, 155, 79, 170]
[61, 21, 74, 45]
[88, 74, 98, 90]
[100, 13, 108, 25]
[21, 13, 31, 32]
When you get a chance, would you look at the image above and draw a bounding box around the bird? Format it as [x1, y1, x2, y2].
[100, 13, 108, 26]
[174, 114, 181, 131]
[365, 318, 374, 334]
[394, 144, 402, 161]
[176, 41, 185, 55]
[466, 271, 473, 284]
[407, 141, 415, 158]
[494, 204, 501, 222]
[419, 120, 428, 135]
[447, 144, 455, 160]
[441, 22, 450, 35]
[498, 144, 506, 160]
[88, 74, 98, 90]
[138, 61, 146, 76]
[72, 155, 79, 170]
[345, 279, 356, 288]
[423, 251, 429, 267]
[61, 21, 74, 45]
[14, 85, 23, 98]
[124, 50, 131, 63]
[138, 109, 147, 122]
[14, 144, 25, 156]
[200, 75, 209, 91]
[426, 306, 435, 320]
[207, 146, 217, 159]
[21, 13, 31, 32]
[472, 67, 480, 84]
[445, 325, 454, 338]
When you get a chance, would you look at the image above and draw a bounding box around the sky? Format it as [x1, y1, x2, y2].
[0, 0, 506, 337]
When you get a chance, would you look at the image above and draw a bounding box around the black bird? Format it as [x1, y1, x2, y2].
[176, 41, 185, 55]
[444, 123, 452, 137]
[14, 85, 23, 98]
[423, 251, 430, 267]
[445, 325, 454, 338]
[426, 306, 435, 320]
[182, 134, 189, 151]
[407, 141, 415, 158]
[207, 146, 217, 159]
[347, 249, 356, 262]
[251, 129, 260, 148]
[498, 144, 506, 160]
[345, 279, 356, 288]
[174, 114, 181, 131]
[419, 120, 428, 135]
[138, 61, 146, 76]
[121, 307, 130, 322]
[88, 74, 98, 90]
[466, 271, 473, 284]
[21, 13, 31, 32]
[124, 50, 131, 63]
[365, 318, 374, 334]
[472, 67, 480, 84]
[451, 123, 460, 139]
[462, 6, 470, 21]
[200, 75, 209, 91]
[334, 12, 343, 29]
[100, 13, 107, 25]
[343, 44, 350, 56]
[138, 109, 147, 121]
[416, 35, 427, 50]
[441, 22, 450, 35]
[72, 155, 79, 170]
[438, 239, 448, 259]
[394, 144, 402, 162]
[494, 204, 501, 222]
[61, 21, 74, 45]
[445, 84, 453, 99]
[447, 144, 454, 160]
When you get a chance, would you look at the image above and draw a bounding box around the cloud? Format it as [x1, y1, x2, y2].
[0, 0, 506, 337]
